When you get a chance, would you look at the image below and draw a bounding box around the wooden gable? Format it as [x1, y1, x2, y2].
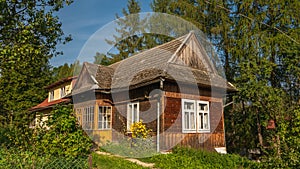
[168, 32, 217, 74]
[72, 62, 99, 94]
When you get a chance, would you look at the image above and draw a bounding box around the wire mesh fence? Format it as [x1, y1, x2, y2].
[0, 146, 92, 169]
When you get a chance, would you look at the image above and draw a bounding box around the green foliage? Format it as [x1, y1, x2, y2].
[141, 147, 259, 169]
[35, 105, 93, 158]
[152, 1, 299, 163]
[93, 52, 111, 66]
[0, 105, 92, 168]
[0, 0, 73, 125]
[261, 106, 300, 168]
[0, 147, 89, 169]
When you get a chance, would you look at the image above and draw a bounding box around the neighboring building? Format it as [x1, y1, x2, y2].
[72, 31, 236, 152]
[30, 76, 77, 128]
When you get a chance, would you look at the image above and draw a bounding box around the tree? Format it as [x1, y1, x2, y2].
[93, 52, 110, 66]
[151, 0, 300, 161]
[0, 0, 72, 126]
[105, 0, 147, 64]
[51, 61, 82, 81]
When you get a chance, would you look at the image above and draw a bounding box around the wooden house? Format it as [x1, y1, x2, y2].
[72, 31, 236, 152]
[30, 76, 77, 128]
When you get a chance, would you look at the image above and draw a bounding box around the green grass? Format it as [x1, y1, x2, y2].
[92, 153, 148, 169]
[92, 147, 261, 169]
[140, 147, 260, 169]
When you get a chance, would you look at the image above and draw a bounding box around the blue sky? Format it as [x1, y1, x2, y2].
[51, 0, 152, 67]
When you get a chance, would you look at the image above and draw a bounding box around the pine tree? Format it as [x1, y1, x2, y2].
[105, 0, 147, 64]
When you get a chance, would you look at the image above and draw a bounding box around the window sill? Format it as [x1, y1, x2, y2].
[182, 130, 210, 134]
[96, 129, 112, 131]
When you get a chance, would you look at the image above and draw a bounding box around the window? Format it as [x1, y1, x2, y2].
[127, 102, 139, 131]
[197, 101, 210, 131]
[60, 86, 66, 98]
[75, 108, 82, 124]
[98, 106, 112, 130]
[182, 100, 196, 132]
[83, 106, 94, 130]
[49, 91, 54, 101]
[182, 99, 210, 133]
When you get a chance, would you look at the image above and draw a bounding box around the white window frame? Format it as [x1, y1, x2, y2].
[182, 99, 210, 133]
[98, 106, 112, 130]
[83, 106, 94, 130]
[127, 102, 139, 131]
[182, 99, 197, 133]
[197, 101, 210, 132]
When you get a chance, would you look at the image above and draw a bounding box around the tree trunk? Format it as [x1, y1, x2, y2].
[256, 109, 264, 147]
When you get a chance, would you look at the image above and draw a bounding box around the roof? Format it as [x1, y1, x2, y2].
[73, 31, 236, 94]
[45, 76, 77, 89]
[29, 98, 70, 112]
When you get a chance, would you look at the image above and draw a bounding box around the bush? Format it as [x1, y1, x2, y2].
[0, 105, 93, 167]
[35, 105, 93, 158]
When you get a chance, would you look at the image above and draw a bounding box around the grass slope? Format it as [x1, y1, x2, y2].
[140, 147, 260, 169]
[92, 153, 148, 169]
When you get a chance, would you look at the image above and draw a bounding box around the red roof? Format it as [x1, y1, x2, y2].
[30, 98, 70, 112]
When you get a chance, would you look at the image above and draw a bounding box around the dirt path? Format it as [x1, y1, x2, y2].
[95, 151, 156, 168]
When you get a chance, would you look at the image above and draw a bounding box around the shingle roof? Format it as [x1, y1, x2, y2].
[74, 31, 236, 94]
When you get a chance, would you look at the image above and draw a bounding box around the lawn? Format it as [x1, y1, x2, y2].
[93, 147, 260, 169]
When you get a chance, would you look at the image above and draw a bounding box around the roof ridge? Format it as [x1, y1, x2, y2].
[108, 33, 189, 68]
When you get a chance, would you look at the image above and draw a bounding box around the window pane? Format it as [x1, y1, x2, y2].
[199, 103, 206, 111]
[199, 113, 203, 129]
[127, 105, 132, 130]
[190, 112, 195, 129]
[133, 104, 138, 122]
[184, 112, 189, 129]
[204, 113, 209, 129]
[185, 102, 194, 110]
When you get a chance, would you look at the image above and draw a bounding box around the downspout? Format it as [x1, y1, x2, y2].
[220, 99, 234, 154]
[157, 78, 164, 152]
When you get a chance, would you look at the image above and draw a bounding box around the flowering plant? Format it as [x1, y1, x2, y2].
[130, 120, 152, 138]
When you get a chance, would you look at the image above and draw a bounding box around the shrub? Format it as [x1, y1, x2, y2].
[35, 105, 93, 158]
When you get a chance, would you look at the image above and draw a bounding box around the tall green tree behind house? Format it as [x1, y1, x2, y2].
[228, 0, 300, 157]
[105, 0, 147, 64]
[52, 61, 82, 81]
[0, 0, 72, 126]
[151, 0, 300, 162]
[151, 0, 234, 79]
